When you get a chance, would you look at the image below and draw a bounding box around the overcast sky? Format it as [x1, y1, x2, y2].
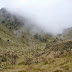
[0, 0, 72, 34]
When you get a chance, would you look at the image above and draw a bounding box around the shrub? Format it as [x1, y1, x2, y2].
[63, 65, 69, 70]
[18, 58, 33, 65]
[18, 70, 26, 72]
[45, 44, 50, 49]
[1, 57, 7, 62]
[1, 20, 5, 23]
[41, 57, 48, 65]
[24, 58, 33, 65]
[54, 69, 63, 72]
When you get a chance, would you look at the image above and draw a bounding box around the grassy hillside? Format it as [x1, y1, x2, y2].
[62, 27, 72, 41]
[0, 8, 72, 72]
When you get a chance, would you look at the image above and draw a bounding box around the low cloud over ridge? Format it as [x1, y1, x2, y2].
[0, 0, 72, 35]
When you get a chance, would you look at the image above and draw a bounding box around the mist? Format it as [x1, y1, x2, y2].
[0, 0, 72, 35]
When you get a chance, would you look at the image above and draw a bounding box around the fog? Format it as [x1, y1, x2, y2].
[0, 0, 72, 35]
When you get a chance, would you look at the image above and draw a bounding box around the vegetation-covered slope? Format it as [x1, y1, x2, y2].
[0, 8, 72, 72]
[62, 27, 72, 41]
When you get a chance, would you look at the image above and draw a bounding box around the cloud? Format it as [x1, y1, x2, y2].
[0, 0, 72, 35]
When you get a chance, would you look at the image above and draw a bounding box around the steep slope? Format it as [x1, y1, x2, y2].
[0, 8, 72, 72]
[0, 8, 24, 30]
[62, 27, 72, 41]
[0, 8, 53, 50]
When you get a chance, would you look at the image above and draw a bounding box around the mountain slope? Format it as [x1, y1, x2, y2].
[0, 8, 72, 72]
[62, 27, 72, 41]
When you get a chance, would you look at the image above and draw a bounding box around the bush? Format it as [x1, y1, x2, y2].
[54, 69, 63, 72]
[18, 70, 26, 72]
[24, 58, 33, 65]
[1, 20, 5, 23]
[18, 58, 33, 65]
[18, 61, 25, 65]
[63, 65, 69, 70]
[1, 57, 7, 62]
[41, 57, 48, 65]
[33, 34, 39, 39]
[45, 44, 50, 49]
